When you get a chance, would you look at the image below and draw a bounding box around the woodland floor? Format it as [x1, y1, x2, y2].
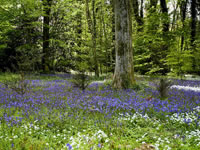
[0, 73, 200, 150]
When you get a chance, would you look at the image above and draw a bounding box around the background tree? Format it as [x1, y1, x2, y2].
[1, 0, 200, 79]
[42, 0, 52, 73]
[85, 0, 99, 77]
[0, 0, 42, 72]
[132, 0, 143, 31]
[190, 0, 197, 72]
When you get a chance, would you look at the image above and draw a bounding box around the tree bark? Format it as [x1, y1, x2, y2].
[113, 0, 135, 89]
[180, 0, 188, 51]
[132, 0, 143, 28]
[160, 0, 169, 32]
[110, 0, 115, 73]
[76, 0, 82, 48]
[149, 0, 158, 12]
[191, 0, 197, 45]
[85, 0, 99, 77]
[191, 0, 197, 71]
[171, 1, 178, 31]
[100, 0, 109, 74]
[140, 0, 144, 18]
[159, 0, 169, 74]
[42, 0, 52, 73]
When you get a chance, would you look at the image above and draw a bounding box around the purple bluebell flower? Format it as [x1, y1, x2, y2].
[98, 143, 101, 148]
[66, 143, 72, 150]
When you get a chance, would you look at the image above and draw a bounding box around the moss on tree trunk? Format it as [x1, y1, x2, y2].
[112, 0, 135, 89]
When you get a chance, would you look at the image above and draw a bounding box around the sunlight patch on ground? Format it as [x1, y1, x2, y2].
[171, 85, 200, 92]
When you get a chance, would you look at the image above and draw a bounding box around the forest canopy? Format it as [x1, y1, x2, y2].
[0, 0, 200, 77]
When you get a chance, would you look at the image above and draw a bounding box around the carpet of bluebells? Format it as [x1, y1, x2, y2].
[0, 74, 200, 150]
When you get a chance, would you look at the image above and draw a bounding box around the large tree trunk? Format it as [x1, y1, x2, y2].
[113, 0, 135, 89]
[42, 0, 52, 73]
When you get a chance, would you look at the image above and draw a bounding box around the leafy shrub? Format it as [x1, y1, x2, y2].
[103, 79, 112, 87]
[131, 84, 141, 91]
[0, 72, 31, 96]
[130, 82, 150, 92]
[71, 71, 91, 91]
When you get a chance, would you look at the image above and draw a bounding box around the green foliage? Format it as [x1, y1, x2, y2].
[167, 48, 193, 76]
[130, 81, 149, 92]
[0, 0, 199, 77]
[133, 9, 171, 75]
[134, 33, 152, 75]
[193, 40, 200, 74]
[71, 61, 91, 91]
[166, 19, 193, 76]
[0, 0, 116, 75]
[71, 72, 91, 91]
[0, 72, 31, 96]
[103, 79, 112, 87]
[0, 0, 42, 72]
[71, 57, 92, 91]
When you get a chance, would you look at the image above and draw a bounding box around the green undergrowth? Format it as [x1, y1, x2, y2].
[0, 72, 65, 83]
[1, 109, 200, 150]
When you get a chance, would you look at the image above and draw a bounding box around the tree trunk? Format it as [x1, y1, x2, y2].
[100, 0, 108, 74]
[191, 0, 197, 45]
[149, 0, 158, 12]
[92, 0, 99, 77]
[171, 1, 178, 31]
[140, 0, 144, 19]
[191, 0, 197, 71]
[110, 0, 115, 73]
[132, 0, 143, 28]
[160, 0, 169, 74]
[85, 0, 99, 77]
[180, 0, 188, 51]
[76, 0, 82, 48]
[160, 0, 169, 32]
[113, 0, 135, 89]
[42, 0, 52, 73]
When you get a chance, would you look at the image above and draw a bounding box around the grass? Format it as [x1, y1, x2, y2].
[0, 73, 200, 149]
